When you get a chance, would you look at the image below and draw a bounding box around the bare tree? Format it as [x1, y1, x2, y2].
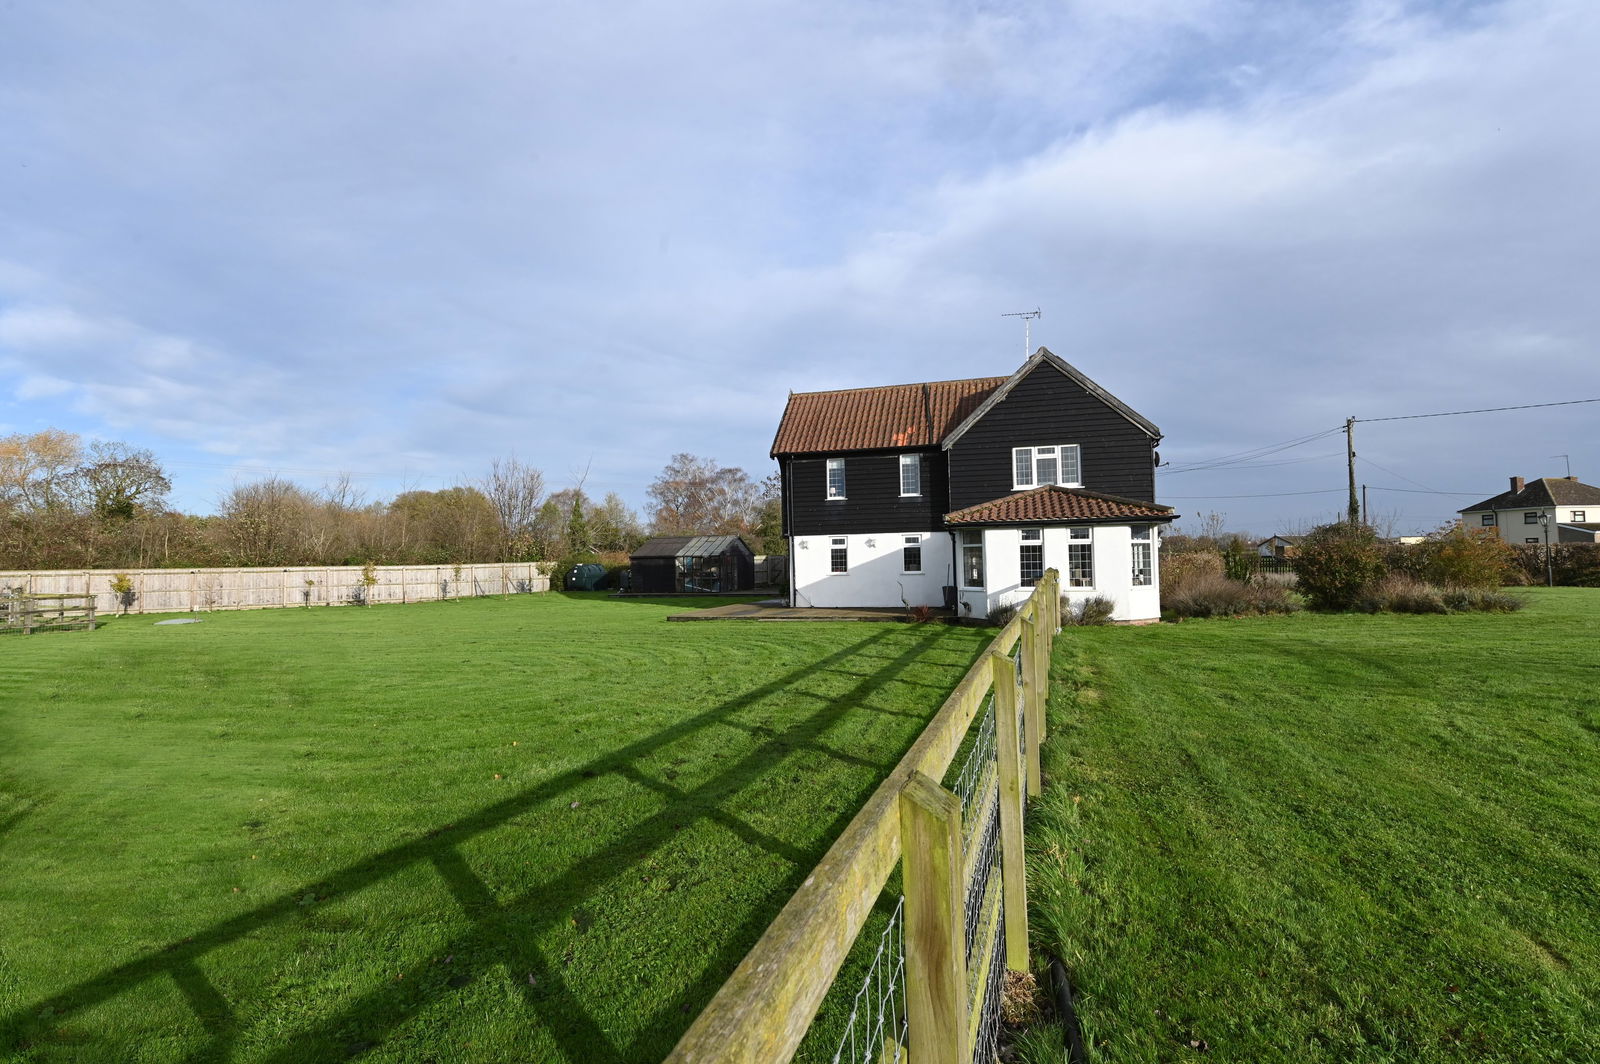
[480, 455, 545, 559]
[646, 453, 759, 536]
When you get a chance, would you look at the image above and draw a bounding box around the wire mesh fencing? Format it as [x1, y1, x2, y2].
[829, 897, 907, 1064]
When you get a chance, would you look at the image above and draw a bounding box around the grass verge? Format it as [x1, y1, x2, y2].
[1021, 588, 1600, 1063]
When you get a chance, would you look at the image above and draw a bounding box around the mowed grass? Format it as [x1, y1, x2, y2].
[1019, 588, 1600, 1063]
[0, 593, 989, 1063]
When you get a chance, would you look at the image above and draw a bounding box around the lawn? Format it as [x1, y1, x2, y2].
[1019, 588, 1600, 1063]
[0, 593, 990, 1063]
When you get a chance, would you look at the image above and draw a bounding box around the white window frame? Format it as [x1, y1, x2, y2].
[1012, 444, 1082, 490]
[899, 454, 921, 497]
[826, 458, 846, 500]
[1131, 525, 1153, 586]
[1019, 528, 1043, 588]
[1066, 526, 1094, 588]
[902, 534, 923, 574]
[830, 536, 848, 572]
[959, 530, 985, 589]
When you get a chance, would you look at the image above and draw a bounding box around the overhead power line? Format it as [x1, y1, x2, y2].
[1161, 488, 1345, 500]
[1356, 397, 1600, 423]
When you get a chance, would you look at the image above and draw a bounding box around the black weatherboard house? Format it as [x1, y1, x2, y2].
[629, 535, 756, 594]
[772, 347, 1175, 621]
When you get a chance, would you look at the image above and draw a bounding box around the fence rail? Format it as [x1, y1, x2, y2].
[0, 563, 550, 617]
[667, 570, 1060, 1064]
[0, 591, 96, 635]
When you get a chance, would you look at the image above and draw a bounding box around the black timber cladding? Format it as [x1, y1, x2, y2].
[628, 535, 755, 593]
[946, 362, 1158, 511]
[782, 450, 947, 536]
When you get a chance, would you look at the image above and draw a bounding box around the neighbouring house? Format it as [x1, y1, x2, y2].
[771, 348, 1176, 622]
[1256, 535, 1303, 559]
[628, 535, 755, 594]
[1458, 475, 1600, 545]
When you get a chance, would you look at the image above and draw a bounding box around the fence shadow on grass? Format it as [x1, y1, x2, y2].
[2, 624, 981, 1064]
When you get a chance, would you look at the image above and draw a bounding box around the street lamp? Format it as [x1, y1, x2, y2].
[1539, 512, 1554, 587]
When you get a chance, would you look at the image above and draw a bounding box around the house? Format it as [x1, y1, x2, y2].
[1458, 476, 1600, 545]
[629, 535, 755, 594]
[1255, 535, 1302, 559]
[771, 348, 1175, 622]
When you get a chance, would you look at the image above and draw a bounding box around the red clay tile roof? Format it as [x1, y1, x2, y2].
[771, 376, 1008, 455]
[945, 486, 1175, 526]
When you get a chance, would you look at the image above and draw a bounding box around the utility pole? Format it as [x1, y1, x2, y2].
[1345, 417, 1360, 525]
[1362, 484, 1368, 521]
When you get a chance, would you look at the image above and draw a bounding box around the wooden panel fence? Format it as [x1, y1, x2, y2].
[0, 563, 550, 618]
[666, 569, 1061, 1064]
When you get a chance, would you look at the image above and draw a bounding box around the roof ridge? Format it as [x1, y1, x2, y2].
[785, 374, 1009, 398]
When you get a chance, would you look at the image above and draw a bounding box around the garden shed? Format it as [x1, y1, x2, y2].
[629, 535, 755, 594]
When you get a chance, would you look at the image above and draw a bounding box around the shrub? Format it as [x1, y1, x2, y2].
[1163, 573, 1300, 619]
[1161, 550, 1223, 593]
[1416, 527, 1516, 589]
[1062, 595, 1117, 626]
[1509, 543, 1600, 587]
[1440, 587, 1528, 613]
[108, 573, 137, 615]
[987, 602, 1020, 628]
[1354, 574, 1446, 614]
[905, 604, 937, 624]
[1293, 523, 1385, 610]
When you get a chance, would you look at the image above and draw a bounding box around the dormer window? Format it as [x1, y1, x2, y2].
[1013, 445, 1081, 490]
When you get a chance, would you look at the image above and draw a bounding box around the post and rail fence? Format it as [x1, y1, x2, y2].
[0, 591, 96, 635]
[0, 562, 550, 619]
[666, 570, 1061, 1064]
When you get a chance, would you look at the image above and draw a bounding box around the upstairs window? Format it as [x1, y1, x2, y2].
[1013, 445, 1082, 489]
[826, 458, 846, 500]
[902, 535, 923, 573]
[1019, 528, 1043, 587]
[899, 454, 921, 497]
[1524, 511, 1539, 525]
[830, 537, 848, 572]
[1574, 510, 1588, 522]
[1481, 513, 1496, 527]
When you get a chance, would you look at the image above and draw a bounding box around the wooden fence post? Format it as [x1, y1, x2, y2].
[989, 653, 1029, 970]
[1019, 613, 1043, 797]
[900, 771, 966, 1064]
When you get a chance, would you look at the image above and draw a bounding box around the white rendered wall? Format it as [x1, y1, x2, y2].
[953, 525, 1161, 623]
[1467, 506, 1594, 542]
[791, 532, 954, 608]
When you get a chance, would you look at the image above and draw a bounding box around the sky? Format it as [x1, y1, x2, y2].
[2, 0, 1596, 536]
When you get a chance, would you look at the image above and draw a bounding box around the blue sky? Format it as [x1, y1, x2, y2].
[2, 0, 1595, 535]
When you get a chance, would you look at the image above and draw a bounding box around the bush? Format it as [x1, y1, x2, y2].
[987, 602, 1020, 628]
[1163, 573, 1300, 619]
[1412, 527, 1516, 589]
[1354, 574, 1446, 614]
[1293, 523, 1386, 610]
[1509, 543, 1600, 587]
[1161, 550, 1223, 593]
[1440, 587, 1528, 613]
[1062, 595, 1117, 626]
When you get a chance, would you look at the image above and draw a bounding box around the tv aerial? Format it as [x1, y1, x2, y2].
[1001, 308, 1041, 357]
